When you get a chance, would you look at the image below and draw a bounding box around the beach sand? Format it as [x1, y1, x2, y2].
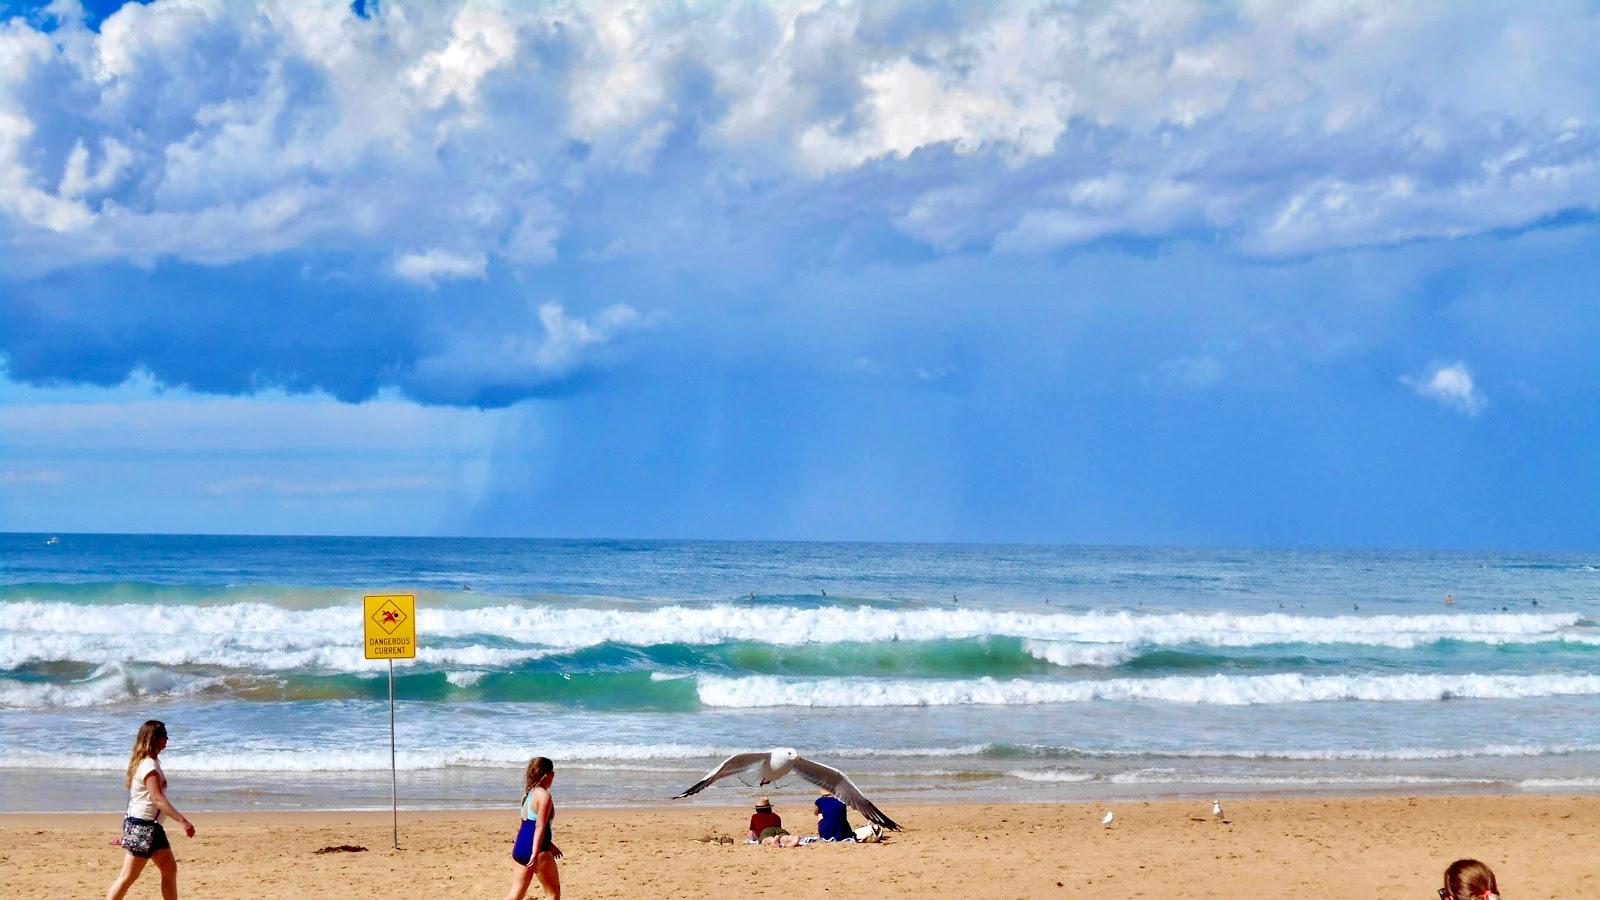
[5, 795, 1596, 898]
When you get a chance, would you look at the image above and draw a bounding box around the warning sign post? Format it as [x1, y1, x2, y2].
[363, 594, 416, 849]
[364, 594, 416, 659]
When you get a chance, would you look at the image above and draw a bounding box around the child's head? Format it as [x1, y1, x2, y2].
[1442, 859, 1498, 900]
[523, 756, 554, 794]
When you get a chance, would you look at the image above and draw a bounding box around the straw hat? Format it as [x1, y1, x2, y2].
[755, 796, 773, 809]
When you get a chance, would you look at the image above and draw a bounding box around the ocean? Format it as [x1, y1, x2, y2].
[2, 534, 1597, 814]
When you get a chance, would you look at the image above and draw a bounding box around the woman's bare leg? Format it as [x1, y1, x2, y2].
[151, 848, 179, 900]
[533, 851, 561, 900]
[105, 852, 148, 900]
[502, 861, 536, 900]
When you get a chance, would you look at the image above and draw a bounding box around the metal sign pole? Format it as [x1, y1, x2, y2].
[389, 657, 398, 850]
[364, 593, 414, 853]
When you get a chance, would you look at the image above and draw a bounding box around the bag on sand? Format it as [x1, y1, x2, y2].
[121, 817, 158, 856]
[853, 823, 884, 844]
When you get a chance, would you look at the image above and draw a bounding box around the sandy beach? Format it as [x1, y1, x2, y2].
[5, 795, 1596, 898]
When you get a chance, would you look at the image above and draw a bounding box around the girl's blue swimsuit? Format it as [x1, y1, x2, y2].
[512, 790, 554, 865]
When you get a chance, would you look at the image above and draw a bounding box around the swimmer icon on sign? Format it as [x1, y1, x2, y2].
[364, 594, 416, 659]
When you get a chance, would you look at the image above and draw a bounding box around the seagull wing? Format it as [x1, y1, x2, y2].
[674, 752, 770, 798]
[791, 756, 901, 831]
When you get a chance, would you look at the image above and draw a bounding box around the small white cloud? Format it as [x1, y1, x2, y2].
[1404, 361, 1486, 415]
[393, 249, 488, 286]
[529, 302, 643, 374]
[407, 301, 653, 404]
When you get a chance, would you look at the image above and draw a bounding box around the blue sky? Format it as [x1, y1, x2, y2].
[1, 0, 1598, 547]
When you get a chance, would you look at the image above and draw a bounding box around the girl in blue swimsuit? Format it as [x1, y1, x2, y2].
[503, 756, 562, 900]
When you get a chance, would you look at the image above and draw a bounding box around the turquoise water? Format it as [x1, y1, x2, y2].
[2, 534, 1597, 811]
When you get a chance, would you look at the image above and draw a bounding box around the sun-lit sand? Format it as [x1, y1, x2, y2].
[5, 795, 1597, 898]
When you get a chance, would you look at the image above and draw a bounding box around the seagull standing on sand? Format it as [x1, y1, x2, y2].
[674, 748, 901, 831]
[1101, 811, 1115, 828]
[1212, 799, 1224, 821]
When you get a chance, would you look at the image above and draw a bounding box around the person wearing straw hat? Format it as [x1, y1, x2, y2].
[748, 797, 784, 842]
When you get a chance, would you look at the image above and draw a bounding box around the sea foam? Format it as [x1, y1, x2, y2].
[1, 600, 1590, 673]
[693, 672, 1600, 708]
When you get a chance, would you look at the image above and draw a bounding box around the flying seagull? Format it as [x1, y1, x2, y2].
[674, 748, 900, 831]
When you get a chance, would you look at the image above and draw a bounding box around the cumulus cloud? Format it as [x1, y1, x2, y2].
[2, 0, 1598, 408]
[0, 0, 1594, 274]
[393, 249, 487, 285]
[1404, 361, 1486, 415]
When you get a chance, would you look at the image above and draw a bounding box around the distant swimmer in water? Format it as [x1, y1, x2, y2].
[820, 589, 826, 597]
[1353, 603, 1359, 611]
[1446, 594, 1454, 606]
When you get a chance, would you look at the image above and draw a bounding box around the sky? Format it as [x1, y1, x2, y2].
[1, 0, 1598, 548]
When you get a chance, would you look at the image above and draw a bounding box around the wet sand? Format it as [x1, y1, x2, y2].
[4, 795, 1596, 898]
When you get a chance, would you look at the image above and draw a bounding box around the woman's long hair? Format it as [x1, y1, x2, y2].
[1444, 859, 1499, 900]
[124, 720, 167, 789]
[522, 756, 553, 796]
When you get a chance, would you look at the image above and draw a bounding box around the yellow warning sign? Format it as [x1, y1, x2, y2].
[364, 594, 416, 660]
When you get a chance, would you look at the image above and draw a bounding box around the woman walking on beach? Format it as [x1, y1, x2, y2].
[105, 719, 196, 900]
[504, 756, 562, 900]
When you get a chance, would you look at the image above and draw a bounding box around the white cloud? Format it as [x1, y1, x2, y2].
[406, 5, 518, 111]
[408, 301, 652, 405]
[393, 249, 488, 285]
[1404, 361, 1486, 415]
[0, 1, 1598, 272]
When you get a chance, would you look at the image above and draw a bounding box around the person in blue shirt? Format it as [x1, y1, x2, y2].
[813, 787, 853, 841]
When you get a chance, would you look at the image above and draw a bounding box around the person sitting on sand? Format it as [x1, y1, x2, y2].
[749, 796, 783, 842]
[106, 719, 196, 900]
[504, 756, 563, 900]
[814, 786, 853, 841]
[1440, 859, 1499, 900]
